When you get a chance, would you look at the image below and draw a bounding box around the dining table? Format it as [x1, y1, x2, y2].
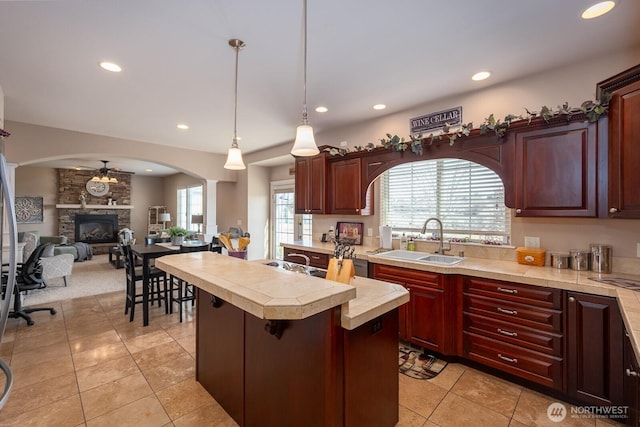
[130, 243, 180, 326]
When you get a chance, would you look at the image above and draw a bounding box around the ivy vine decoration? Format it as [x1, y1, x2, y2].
[379, 95, 610, 154]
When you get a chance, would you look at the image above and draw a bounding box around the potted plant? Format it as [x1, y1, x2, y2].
[167, 226, 189, 246]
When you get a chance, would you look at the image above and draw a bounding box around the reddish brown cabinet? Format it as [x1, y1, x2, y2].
[371, 263, 456, 355]
[566, 291, 624, 407]
[328, 157, 372, 215]
[463, 277, 564, 390]
[598, 65, 640, 218]
[283, 247, 329, 269]
[512, 120, 598, 217]
[294, 153, 327, 214]
[624, 330, 640, 426]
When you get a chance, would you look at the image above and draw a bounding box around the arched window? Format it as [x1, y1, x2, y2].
[380, 158, 510, 244]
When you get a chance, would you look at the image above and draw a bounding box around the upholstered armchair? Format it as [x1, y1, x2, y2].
[19, 231, 74, 286]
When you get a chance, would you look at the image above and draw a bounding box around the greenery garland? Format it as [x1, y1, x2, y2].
[324, 95, 610, 157]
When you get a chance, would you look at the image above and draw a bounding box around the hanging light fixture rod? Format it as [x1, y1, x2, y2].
[291, 0, 319, 157]
[224, 38, 247, 170]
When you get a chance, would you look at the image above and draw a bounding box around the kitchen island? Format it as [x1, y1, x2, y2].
[155, 251, 409, 427]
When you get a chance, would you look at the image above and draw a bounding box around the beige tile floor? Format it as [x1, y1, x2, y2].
[0, 290, 625, 426]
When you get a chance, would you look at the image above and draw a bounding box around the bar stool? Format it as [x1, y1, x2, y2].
[121, 244, 168, 322]
[169, 242, 209, 322]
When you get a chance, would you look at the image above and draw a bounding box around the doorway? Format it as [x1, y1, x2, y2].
[271, 180, 311, 259]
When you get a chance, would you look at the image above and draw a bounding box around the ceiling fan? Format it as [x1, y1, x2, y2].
[90, 160, 134, 183]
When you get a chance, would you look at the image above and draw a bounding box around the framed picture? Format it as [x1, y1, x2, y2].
[336, 221, 364, 245]
[15, 196, 44, 223]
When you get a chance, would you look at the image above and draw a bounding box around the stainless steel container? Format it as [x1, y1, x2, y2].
[569, 249, 591, 271]
[590, 244, 612, 273]
[550, 252, 570, 269]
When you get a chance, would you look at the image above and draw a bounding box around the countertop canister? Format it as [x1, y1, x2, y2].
[569, 249, 591, 271]
[550, 252, 571, 269]
[590, 243, 612, 273]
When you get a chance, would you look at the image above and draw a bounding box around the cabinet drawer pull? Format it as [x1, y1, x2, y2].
[609, 207, 618, 213]
[515, 209, 522, 214]
[497, 307, 518, 316]
[497, 328, 518, 337]
[627, 368, 639, 377]
[497, 353, 518, 364]
[497, 287, 518, 295]
[311, 255, 321, 260]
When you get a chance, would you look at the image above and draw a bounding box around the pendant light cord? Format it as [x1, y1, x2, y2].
[301, 0, 309, 125]
[232, 42, 240, 148]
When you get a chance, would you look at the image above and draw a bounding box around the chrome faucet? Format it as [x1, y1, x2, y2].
[420, 217, 448, 255]
[286, 253, 310, 275]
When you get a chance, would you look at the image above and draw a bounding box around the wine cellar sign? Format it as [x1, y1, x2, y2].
[410, 106, 462, 135]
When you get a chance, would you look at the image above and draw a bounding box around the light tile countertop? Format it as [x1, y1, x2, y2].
[283, 241, 640, 360]
[155, 251, 409, 331]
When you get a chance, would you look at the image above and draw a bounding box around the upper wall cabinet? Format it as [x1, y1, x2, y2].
[598, 64, 640, 218]
[512, 120, 599, 217]
[294, 153, 327, 214]
[327, 157, 373, 215]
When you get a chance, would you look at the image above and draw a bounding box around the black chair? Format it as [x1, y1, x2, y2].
[121, 244, 168, 322]
[1, 243, 57, 326]
[169, 242, 209, 322]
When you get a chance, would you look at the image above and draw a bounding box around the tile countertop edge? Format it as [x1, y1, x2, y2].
[282, 241, 640, 360]
[156, 253, 409, 329]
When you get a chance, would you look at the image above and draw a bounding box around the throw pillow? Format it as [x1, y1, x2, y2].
[41, 243, 55, 258]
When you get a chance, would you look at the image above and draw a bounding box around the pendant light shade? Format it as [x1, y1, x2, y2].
[292, 124, 318, 156]
[291, 0, 319, 157]
[224, 144, 245, 170]
[224, 39, 247, 170]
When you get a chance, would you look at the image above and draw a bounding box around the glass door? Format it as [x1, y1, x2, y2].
[271, 181, 311, 259]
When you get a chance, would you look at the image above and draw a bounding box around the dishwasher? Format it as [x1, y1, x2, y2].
[353, 258, 369, 278]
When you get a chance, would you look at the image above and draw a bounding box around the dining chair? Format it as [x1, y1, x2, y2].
[169, 242, 209, 322]
[121, 243, 168, 322]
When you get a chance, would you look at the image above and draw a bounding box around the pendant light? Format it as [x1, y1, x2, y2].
[290, 0, 320, 157]
[224, 39, 247, 170]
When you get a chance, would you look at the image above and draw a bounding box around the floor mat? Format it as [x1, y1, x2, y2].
[399, 343, 448, 380]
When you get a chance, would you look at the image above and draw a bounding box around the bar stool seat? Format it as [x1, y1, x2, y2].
[169, 242, 210, 322]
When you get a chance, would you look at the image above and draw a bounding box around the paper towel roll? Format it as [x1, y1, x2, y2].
[380, 225, 393, 249]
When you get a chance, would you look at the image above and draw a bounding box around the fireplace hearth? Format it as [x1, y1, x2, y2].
[75, 214, 118, 244]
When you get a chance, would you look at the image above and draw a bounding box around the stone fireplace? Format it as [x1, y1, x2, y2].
[75, 214, 118, 244]
[56, 169, 132, 254]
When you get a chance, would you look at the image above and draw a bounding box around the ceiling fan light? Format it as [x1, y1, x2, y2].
[91, 175, 101, 182]
[224, 146, 246, 170]
[109, 176, 118, 183]
[291, 124, 319, 156]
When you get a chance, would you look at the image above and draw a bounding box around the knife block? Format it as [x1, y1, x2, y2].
[325, 258, 355, 284]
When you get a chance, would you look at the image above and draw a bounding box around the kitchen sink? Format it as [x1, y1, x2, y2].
[374, 250, 464, 265]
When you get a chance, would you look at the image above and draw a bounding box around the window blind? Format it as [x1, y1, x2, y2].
[381, 158, 510, 243]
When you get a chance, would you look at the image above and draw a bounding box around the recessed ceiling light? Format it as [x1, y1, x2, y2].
[581, 1, 615, 19]
[99, 61, 122, 72]
[472, 71, 491, 81]
[373, 104, 386, 110]
[145, 168, 153, 172]
[176, 123, 189, 130]
[315, 106, 328, 113]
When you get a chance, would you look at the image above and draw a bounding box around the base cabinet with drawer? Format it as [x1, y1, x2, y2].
[462, 277, 564, 390]
[371, 263, 457, 355]
[566, 291, 624, 407]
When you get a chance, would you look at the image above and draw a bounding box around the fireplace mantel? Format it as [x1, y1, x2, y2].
[56, 204, 134, 210]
